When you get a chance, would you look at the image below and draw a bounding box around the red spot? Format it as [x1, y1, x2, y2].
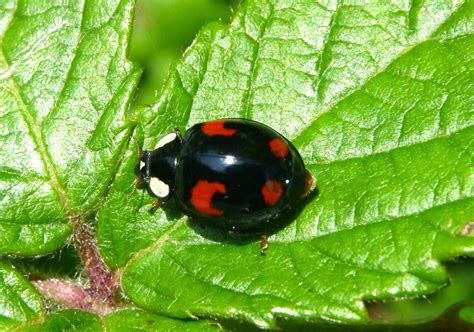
[191, 180, 226, 216]
[269, 138, 288, 158]
[262, 180, 283, 205]
[202, 120, 236, 136]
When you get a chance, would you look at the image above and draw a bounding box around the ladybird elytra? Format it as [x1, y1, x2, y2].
[138, 118, 314, 238]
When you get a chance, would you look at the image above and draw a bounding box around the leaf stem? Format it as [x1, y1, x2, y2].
[32, 217, 119, 314]
[71, 216, 117, 304]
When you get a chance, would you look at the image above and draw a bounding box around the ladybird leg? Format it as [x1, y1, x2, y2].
[134, 176, 144, 189]
[129, 172, 149, 197]
[260, 234, 268, 255]
[137, 143, 143, 157]
[149, 199, 162, 213]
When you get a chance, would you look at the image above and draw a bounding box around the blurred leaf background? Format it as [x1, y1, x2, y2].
[129, 0, 474, 327]
[131, 0, 241, 104]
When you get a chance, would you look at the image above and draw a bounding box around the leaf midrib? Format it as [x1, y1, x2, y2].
[1, 1, 137, 218]
[0, 50, 71, 214]
[40, 1, 87, 130]
[0, 2, 90, 217]
[240, 0, 274, 119]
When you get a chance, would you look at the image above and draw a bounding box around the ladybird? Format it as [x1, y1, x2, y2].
[138, 119, 315, 253]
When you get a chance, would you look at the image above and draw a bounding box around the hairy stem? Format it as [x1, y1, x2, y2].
[72, 216, 117, 304]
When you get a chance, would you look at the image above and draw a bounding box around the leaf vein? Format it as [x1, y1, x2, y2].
[161, 249, 295, 308]
[240, 0, 274, 119]
[294, 18, 469, 148]
[309, 242, 441, 285]
[41, 0, 87, 128]
[308, 125, 473, 166]
[0, 50, 71, 214]
[304, 196, 473, 242]
[314, 2, 341, 102]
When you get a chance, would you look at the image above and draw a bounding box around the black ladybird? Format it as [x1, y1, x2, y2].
[138, 119, 315, 253]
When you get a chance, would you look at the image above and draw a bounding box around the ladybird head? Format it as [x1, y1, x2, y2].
[138, 130, 182, 199]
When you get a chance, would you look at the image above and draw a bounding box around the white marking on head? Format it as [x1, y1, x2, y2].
[149, 177, 170, 198]
[155, 132, 177, 149]
[140, 161, 145, 169]
[224, 155, 236, 165]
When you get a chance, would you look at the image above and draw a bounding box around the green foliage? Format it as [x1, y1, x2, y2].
[0, 0, 473, 330]
[99, 0, 474, 328]
[0, 0, 140, 255]
[16, 309, 218, 331]
[459, 304, 474, 324]
[0, 263, 43, 330]
[104, 309, 220, 331]
[17, 310, 101, 332]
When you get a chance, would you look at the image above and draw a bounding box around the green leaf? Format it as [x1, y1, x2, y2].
[97, 0, 474, 328]
[368, 260, 474, 324]
[104, 309, 220, 331]
[16, 310, 101, 332]
[0, 262, 43, 330]
[0, 0, 141, 255]
[459, 304, 474, 324]
[16, 309, 220, 331]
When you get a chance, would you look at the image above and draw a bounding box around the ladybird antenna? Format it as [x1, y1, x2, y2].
[127, 128, 146, 199]
[174, 127, 183, 143]
[131, 133, 143, 158]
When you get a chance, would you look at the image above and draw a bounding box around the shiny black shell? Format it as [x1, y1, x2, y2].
[140, 119, 311, 233]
